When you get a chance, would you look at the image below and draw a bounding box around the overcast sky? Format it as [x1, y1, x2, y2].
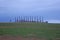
[0, 0, 60, 23]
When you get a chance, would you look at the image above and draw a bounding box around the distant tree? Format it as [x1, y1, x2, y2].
[45, 21, 48, 23]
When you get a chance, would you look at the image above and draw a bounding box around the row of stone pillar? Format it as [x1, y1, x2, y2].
[14, 16, 44, 23]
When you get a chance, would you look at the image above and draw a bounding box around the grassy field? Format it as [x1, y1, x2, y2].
[0, 22, 60, 40]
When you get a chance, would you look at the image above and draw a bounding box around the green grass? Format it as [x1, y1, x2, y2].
[0, 22, 60, 39]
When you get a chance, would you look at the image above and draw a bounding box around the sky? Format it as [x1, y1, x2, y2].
[0, 0, 60, 23]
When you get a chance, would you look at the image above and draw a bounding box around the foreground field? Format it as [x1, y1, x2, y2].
[0, 22, 60, 40]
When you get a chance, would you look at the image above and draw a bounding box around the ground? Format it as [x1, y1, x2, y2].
[0, 22, 60, 40]
[0, 35, 47, 40]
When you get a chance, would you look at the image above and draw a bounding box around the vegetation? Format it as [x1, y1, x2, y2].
[0, 22, 60, 40]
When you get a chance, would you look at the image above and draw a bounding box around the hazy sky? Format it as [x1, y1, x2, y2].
[0, 0, 60, 23]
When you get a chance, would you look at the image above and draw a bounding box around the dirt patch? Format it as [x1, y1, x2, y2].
[56, 38, 60, 40]
[0, 35, 47, 40]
